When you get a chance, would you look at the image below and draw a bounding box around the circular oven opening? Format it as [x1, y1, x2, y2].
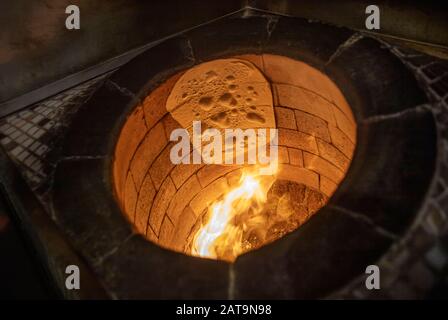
[113, 54, 357, 262]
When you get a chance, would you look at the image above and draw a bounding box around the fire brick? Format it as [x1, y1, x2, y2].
[278, 128, 318, 154]
[130, 121, 167, 190]
[288, 148, 304, 167]
[294, 109, 331, 142]
[149, 143, 176, 190]
[275, 83, 337, 126]
[303, 152, 344, 183]
[166, 174, 202, 225]
[316, 138, 350, 171]
[135, 175, 156, 235]
[149, 176, 176, 235]
[275, 106, 297, 130]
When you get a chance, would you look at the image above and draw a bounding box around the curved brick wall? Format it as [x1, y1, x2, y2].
[113, 54, 356, 256]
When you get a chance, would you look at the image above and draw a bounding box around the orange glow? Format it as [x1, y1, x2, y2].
[191, 162, 277, 262]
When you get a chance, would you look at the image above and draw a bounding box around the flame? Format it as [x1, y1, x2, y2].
[191, 162, 278, 262]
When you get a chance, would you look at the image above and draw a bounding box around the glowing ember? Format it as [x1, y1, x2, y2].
[191, 164, 277, 262]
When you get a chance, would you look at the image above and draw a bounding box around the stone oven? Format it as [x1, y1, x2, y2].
[48, 15, 436, 299]
[2, 10, 442, 299]
[114, 54, 356, 262]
